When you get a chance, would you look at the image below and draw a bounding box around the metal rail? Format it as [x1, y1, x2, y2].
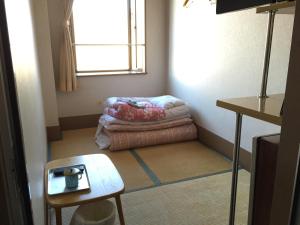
[259, 10, 277, 98]
[228, 113, 243, 225]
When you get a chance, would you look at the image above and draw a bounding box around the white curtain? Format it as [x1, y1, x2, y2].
[59, 0, 77, 92]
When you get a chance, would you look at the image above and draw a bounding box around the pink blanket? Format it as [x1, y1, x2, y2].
[104, 101, 166, 122]
[102, 124, 197, 151]
[104, 117, 193, 131]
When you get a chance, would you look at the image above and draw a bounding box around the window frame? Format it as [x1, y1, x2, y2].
[71, 0, 147, 76]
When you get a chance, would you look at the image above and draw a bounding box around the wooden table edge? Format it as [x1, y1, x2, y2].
[45, 187, 125, 208]
[216, 100, 282, 126]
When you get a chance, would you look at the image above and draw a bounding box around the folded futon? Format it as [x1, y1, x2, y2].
[95, 95, 197, 151]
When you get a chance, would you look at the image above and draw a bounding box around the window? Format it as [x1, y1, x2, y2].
[72, 0, 146, 76]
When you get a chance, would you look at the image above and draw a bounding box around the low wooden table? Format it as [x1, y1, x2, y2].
[45, 154, 126, 225]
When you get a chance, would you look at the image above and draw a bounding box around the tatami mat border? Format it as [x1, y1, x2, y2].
[126, 169, 237, 194]
[127, 148, 235, 193]
[130, 149, 161, 186]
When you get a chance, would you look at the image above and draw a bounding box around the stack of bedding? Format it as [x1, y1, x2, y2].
[95, 95, 197, 151]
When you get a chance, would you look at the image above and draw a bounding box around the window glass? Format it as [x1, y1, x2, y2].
[72, 0, 145, 74]
[73, 0, 129, 44]
[75, 46, 129, 71]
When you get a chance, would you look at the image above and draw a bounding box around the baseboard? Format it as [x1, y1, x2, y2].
[59, 114, 101, 131]
[196, 125, 252, 172]
[46, 126, 62, 142]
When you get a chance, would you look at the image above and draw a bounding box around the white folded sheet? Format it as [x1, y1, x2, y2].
[104, 95, 186, 109]
[150, 95, 185, 109]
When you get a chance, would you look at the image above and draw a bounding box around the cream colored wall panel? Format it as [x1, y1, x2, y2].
[4, 0, 48, 224]
[32, 0, 59, 127]
[168, 0, 294, 151]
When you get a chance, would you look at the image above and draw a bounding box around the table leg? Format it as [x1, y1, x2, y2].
[228, 113, 243, 225]
[115, 195, 126, 225]
[55, 207, 62, 225]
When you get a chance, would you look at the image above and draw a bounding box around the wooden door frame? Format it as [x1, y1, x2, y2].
[0, 0, 34, 224]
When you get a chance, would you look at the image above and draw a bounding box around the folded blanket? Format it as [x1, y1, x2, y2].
[101, 104, 190, 123]
[104, 102, 166, 122]
[104, 95, 185, 110]
[165, 105, 190, 119]
[104, 103, 190, 122]
[95, 123, 197, 151]
[103, 117, 193, 131]
[150, 95, 185, 109]
[105, 97, 151, 108]
[99, 114, 192, 127]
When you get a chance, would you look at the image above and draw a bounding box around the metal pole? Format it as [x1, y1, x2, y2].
[229, 113, 243, 225]
[259, 10, 276, 99]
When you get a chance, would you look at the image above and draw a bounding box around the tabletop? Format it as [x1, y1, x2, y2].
[216, 94, 283, 126]
[45, 154, 125, 208]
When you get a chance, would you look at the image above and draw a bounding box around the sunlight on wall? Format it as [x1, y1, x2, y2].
[5, 0, 38, 80]
[171, 0, 216, 87]
[168, 0, 293, 151]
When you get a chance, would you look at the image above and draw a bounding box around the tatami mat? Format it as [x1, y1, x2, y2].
[51, 170, 250, 225]
[51, 128, 99, 159]
[50, 129, 233, 191]
[105, 151, 154, 191]
[50, 128, 154, 191]
[49, 128, 246, 225]
[135, 141, 232, 183]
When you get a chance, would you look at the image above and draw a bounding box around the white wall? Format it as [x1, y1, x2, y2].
[4, 0, 48, 224]
[168, 0, 294, 151]
[32, 0, 59, 127]
[48, 0, 169, 118]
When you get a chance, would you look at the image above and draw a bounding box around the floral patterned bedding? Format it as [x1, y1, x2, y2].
[104, 101, 166, 122]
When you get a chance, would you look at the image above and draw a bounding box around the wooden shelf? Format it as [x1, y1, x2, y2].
[216, 94, 284, 126]
[256, 1, 296, 14]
